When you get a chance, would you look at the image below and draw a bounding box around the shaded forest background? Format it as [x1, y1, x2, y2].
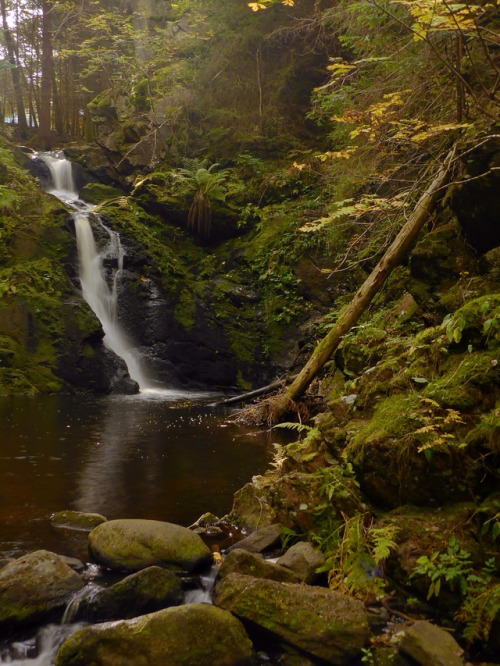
[1, 1, 500, 659]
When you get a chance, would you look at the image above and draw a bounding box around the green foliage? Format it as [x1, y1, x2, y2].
[171, 160, 236, 238]
[411, 535, 500, 643]
[409, 397, 466, 457]
[460, 583, 500, 645]
[318, 464, 359, 505]
[411, 536, 475, 599]
[273, 421, 316, 435]
[322, 514, 399, 600]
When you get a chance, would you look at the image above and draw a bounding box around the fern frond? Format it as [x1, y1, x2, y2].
[368, 524, 399, 563]
[273, 422, 313, 433]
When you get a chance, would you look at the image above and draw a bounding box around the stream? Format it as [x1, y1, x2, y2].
[0, 153, 277, 663]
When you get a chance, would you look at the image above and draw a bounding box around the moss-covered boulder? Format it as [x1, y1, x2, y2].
[88, 519, 212, 572]
[88, 566, 183, 621]
[230, 468, 360, 533]
[214, 573, 369, 664]
[0, 550, 83, 629]
[55, 603, 255, 666]
[51, 510, 107, 531]
[218, 549, 300, 584]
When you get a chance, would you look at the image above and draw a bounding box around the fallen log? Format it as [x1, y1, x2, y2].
[213, 375, 297, 407]
[266, 146, 457, 423]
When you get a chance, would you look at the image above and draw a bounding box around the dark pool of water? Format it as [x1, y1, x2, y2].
[0, 392, 275, 561]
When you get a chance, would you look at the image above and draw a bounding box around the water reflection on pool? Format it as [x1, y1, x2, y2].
[0, 392, 274, 561]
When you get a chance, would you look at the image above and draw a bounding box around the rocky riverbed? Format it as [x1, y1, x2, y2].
[0, 510, 471, 666]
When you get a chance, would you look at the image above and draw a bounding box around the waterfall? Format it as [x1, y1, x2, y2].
[38, 151, 78, 202]
[73, 212, 148, 388]
[36, 152, 149, 390]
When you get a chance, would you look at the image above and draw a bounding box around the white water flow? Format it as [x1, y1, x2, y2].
[37, 152, 149, 389]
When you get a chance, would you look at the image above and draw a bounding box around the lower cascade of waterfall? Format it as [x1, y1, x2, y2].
[0, 623, 86, 666]
[35, 151, 150, 391]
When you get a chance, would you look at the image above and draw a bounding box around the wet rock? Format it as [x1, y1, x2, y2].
[191, 511, 221, 527]
[109, 369, 140, 395]
[59, 556, 85, 573]
[398, 620, 465, 666]
[214, 573, 369, 664]
[51, 510, 107, 531]
[0, 559, 14, 571]
[228, 524, 283, 554]
[88, 519, 212, 572]
[276, 541, 325, 584]
[55, 603, 255, 666]
[218, 549, 300, 584]
[0, 550, 83, 628]
[88, 566, 183, 620]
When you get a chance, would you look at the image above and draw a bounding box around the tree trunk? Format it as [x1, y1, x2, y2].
[0, 0, 28, 131]
[39, 0, 54, 149]
[270, 147, 456, 421]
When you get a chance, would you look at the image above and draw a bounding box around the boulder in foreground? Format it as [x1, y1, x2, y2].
[214, 573, 368, 664]
[399, 621, 465, 666]
[88, 519, 212, 572]
[88, 565, 183, 620]
[55, 603, 255, 666]
[0, 550, 83, 628]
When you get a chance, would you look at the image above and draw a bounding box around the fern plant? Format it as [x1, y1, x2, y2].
[321, 514, 399, 600]
[460, 582, 500, 645]
[171, 160, 232, 239]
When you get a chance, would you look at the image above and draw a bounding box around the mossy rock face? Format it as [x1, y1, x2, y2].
[424, 350, 499, 411]
[214, 573, 369, 664]
[230, 468, 360, 534]
[0, 136, 130, 395]
[336, 325, 388, 376]
[0, 550, 83, 628]
[230, 473, 324, 533]
[55, 603, 255, 666]
[79, 182, 125, 204]
[50, 510, 107, 531]
[230, 480, 278, 532]
[450, 141, 500, 254]
[407, 222, 480, 309]
[345, 394, 482, 507]
[88, 566, 183, 621]
[377, 504, 482, 603]
[88, 519, 212, 572]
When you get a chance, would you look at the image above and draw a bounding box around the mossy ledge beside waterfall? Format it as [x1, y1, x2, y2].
[36, 152, 147, 392]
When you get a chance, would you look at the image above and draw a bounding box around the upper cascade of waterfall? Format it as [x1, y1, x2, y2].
[37, 151, 79, 203]
[34, 151, 151, 392]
